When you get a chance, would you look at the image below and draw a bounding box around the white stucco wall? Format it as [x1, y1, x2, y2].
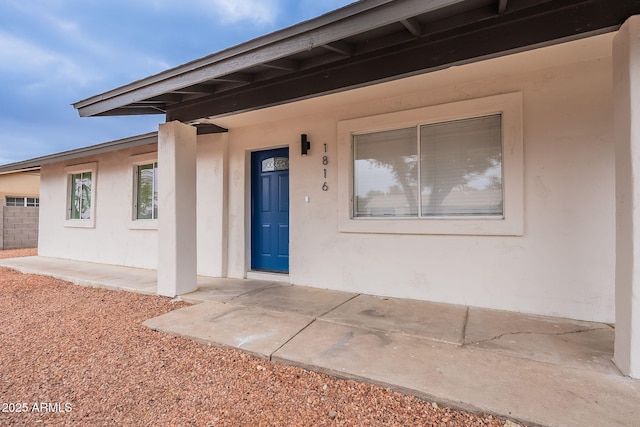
[218, 34, 616, 323]
[39, 134, 229, 277]
[196, 133, 228, 277]
[39, 144, 159, 269]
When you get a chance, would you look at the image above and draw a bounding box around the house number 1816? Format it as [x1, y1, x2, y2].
[322, 143, 328, 191]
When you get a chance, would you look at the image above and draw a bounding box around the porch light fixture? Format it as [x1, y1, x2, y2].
[301, 134, 311, 156]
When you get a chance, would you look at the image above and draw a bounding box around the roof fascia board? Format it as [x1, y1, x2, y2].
[0, 167, 41, 176]
[74, 0, 464, 117]
[0, 132, 158, 174]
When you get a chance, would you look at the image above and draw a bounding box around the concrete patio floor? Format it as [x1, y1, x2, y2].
[1, 256, 639, 427]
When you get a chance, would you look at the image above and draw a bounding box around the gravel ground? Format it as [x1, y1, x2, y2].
[0, 249, 518, 426]
[0, 247, 37, 259]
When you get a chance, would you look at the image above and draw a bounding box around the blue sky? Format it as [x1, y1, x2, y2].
[0, 0, 353, 165]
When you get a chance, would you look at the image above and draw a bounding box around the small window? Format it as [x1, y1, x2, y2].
[261, 157, 289, 172]
[135, 162, 158, 220]
[69, 172, 92, 219]
[128, 153, 157, 230]
[5, 196, 38, 207]
[64, 162, 97, 228]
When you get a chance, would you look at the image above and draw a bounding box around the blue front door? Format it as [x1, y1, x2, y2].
[251, 148, 289, 272]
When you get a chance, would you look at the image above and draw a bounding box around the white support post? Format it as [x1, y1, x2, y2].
[157, 121, 198, 297]
[613, 15, 640, 378]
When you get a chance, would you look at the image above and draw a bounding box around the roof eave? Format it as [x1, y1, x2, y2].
[0, 132, 158, 174]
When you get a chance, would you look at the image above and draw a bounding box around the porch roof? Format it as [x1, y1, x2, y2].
[73, 0, 640, 124]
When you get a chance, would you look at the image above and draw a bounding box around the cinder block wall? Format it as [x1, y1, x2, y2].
[2, 206, 39, 249]
[0, 207, 3, 250]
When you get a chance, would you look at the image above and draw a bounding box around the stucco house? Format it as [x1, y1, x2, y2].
[2, 0, 640, 378]
[0, 169, 40, 207]
[0, 169, 40, 249]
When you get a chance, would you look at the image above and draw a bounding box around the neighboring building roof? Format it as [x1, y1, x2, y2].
[73, 0, 640, 123]
[0, 133, 157, 174]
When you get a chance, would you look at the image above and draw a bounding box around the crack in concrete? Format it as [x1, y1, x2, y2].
[268, 293, 361, 360]
[268, 317, 316, 361]
[460, 307, 469, 345]
[202, 304, 246, 323]
[225, 282, 285, 302]
[317, 293, 361, 319]
[464, 326, 610, 346]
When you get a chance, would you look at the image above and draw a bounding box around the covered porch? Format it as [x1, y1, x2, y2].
[1, 255, 637, 426]
[67, 0, 640, 378]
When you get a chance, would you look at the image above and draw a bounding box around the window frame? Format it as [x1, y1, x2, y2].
[337, 92, 523, 236]
[64, 162, 97, 228]
[128, 152, 158, 230]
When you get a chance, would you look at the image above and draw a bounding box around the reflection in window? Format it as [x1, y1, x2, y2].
[69, 172, 92, 219]
[136, 162, 158, 220]
[421, 115, 502, 216]
[354, 128, 418, 217]
[353, 114, 503, 218]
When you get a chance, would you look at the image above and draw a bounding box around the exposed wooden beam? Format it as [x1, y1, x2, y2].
[353, 30, 417, 56]
[212, 81, 253, 93]
[421, 4, 497, 36]
[262, 58, 299, 71]
[299, 51, 352, 70]
[97, 106, 165, 116]
[171, 83, 218, 94]
[401, 17, 422, 37]
[322, 41, 354, 56]
[132, 100, 172, 105]
[166, 0, 636, 123]
[499, 0, 509, 14]
[211, 72, 253, 83]
[192, 123, 228, 134]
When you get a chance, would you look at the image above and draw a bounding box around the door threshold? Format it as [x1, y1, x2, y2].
[246, 271, 290, 283]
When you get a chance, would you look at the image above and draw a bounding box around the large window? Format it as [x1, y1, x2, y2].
[135, 162, 158, 220]
[354, 115, 502, 218]
[64, 162, 97, 228]
[6, 197, 39, 207]
[337, 93, 523, 236]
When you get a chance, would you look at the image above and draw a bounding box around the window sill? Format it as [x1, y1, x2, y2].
[127, 219, 158, 230]
[339, 216, 522, 236]
[64, 219, 95, 229]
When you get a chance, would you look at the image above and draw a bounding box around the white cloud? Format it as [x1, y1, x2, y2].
[0, 25, 170, 95]
[205, 0, 280, 25]
[131, 0, 280, 25]
[0, 32, 95, 88]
